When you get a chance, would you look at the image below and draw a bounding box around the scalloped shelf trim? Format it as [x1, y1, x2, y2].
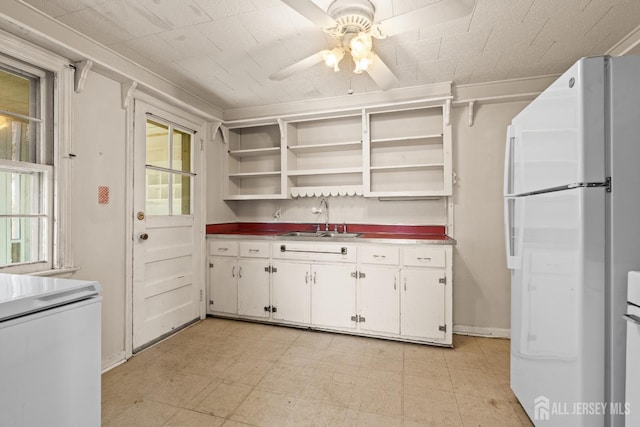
[290, 186, 363, 197]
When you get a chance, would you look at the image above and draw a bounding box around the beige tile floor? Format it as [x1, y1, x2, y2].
[102, 318, 533, 426]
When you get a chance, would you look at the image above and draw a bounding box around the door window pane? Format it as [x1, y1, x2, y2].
[146, 120, 169, 169]
[172, 129, 191, 173]
[145, 169, 169, 215]
[145, 118, 193, 216]
[173, 175, 191, 215]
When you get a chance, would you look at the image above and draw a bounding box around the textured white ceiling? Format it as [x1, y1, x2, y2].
[20, 0, 640, 110]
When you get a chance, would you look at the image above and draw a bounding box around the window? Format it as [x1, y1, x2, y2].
[145, 117, 194, 216]
[0, 59, 54, 270]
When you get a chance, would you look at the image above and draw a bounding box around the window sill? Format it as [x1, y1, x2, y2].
[29, 266, 81, 277]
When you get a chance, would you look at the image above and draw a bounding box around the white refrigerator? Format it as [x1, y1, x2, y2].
[504, 55, 640, 426]
[0, 273, 102, 427]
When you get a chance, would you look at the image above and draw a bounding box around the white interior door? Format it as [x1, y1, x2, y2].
[132, 100, 202, 352]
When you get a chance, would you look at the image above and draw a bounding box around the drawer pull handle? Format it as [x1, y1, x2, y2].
[232, 266, 236, 278]
[238, 267, 242, 278]
[404, 277, 407, 291]
[217, 247, 228, 252]
[305, 272, 309, 284]
[373, 255, 386, 259]
[249, 249, 260, 253]
[417, 257, 432, 262]
[394, 276, 397, 290]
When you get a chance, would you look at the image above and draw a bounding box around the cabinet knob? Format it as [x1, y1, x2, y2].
[138, 232, 149, 241]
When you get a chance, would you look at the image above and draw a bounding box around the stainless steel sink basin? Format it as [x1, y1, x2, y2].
[279, 231, 325, 238]
[279, 231, 362, 238]
[323, 232, 362, 238]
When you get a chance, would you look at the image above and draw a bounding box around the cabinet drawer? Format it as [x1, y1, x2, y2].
[239, 241, 270, 258]
[358, 245, 399, 265]
[209, 240, 238, 256]
[403, 246, 445, 268]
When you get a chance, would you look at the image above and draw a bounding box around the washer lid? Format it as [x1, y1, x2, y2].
[0, 273, 100, 322]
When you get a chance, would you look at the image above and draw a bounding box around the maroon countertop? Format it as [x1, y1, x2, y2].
[206, 222, 454, 243]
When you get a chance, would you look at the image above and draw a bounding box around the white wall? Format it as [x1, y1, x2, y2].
[451, 101, 528, 334]
[70, 71, 127, 368]
[232, 197, 447, 227]
[206, 130, 237, 224]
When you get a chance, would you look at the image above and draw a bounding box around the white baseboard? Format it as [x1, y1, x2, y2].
[453, 324, 510, 339]
[101, 350, 127, 373]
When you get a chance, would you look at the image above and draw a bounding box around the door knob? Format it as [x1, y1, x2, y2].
[138, 233, 149, 241]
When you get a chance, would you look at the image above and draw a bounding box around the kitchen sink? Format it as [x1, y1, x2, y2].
[323, 232, 362, 238]
[279, 231, 362, 238]
[279, 231, 325, 238]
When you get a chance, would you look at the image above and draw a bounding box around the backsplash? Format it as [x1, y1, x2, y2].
[230, 196, 447, 226]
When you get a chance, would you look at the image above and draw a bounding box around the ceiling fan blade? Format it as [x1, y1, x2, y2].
[269, 50, 330, 81]
[366, 53, 399, 91]
[281, 0, 338, 29]
[373, 0, 475, 38]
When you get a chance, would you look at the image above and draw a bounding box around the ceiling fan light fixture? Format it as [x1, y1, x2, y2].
[323, 46, 345, 72]
[349, 31, 372, 57]
[353, 52, 374, 74]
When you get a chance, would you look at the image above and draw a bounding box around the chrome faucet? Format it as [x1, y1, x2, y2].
[319, 198, 329, 231]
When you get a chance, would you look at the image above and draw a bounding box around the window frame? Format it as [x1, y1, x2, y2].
[0, 29, 74, 275]
[144, 115, 196, 217]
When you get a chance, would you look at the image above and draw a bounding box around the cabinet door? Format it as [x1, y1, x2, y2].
[237, 259, 270, 318]
[311, 263, 357, 329]
[400, 269, 446, 340]
[271, 261, 310, 324]
[359, 266, 400, 335]
[208, 257, 237, 314]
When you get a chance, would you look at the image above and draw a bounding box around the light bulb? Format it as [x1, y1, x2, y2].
[324, 53, 337, 67]
[353, 53, 374, 74]
[349, 32, 372, 57]
[323, 47, 344, 72]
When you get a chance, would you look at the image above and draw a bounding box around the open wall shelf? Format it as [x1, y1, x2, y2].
[221, 102, 452, 200]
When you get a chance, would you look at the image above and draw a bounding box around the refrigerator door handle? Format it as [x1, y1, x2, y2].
[504, 125, 516, 197]
[504, 196, 522, 270]
[624, 314, 640, 326]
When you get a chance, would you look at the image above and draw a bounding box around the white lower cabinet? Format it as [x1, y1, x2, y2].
[206, 237, 452, 345]
[271, 261, 311, 324]
[208, 256, 238, 315]
[237, 258, 271, 318]
[270, 262, 355, 328]
[358, 266, 400, 335]
[400, 269, 446, 340]
[311, 263, 357, 330]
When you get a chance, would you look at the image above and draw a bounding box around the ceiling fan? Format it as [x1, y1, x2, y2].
[269, 0, 475, 90]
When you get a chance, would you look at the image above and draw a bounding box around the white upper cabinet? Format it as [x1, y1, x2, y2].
[365, 106, 452, 197]
[222, 101, 452, 200]
[284, 114, 364, 197]
[224, 123, 285, 200]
